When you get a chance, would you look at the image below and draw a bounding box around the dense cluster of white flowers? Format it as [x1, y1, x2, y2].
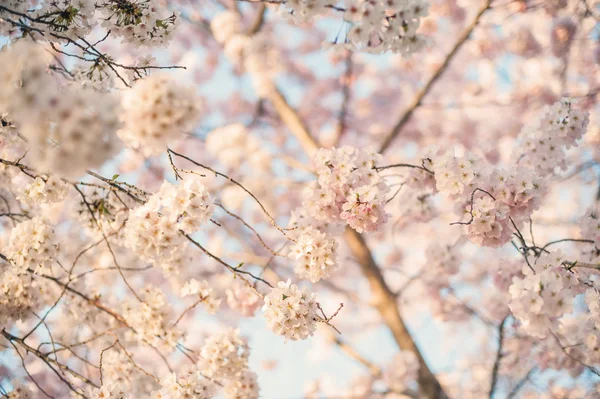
[0, 270, 40, 327]
[303, 146, 390, 233]
[124, 177, 213, 271]
[288, 226, 338, 283]
[0, 41, 121, 177]
[119, 74, 202, 155]
[343, 0, 430, 54]
[5, 217, 57, 275]
[181, 278, 222, 315]
[3, 0, 179, 46]
[262, 280, 319, 341]
[509, 251, 582, 338]
[211, 11, 280, 97]
[122, 286, 182, 348]
[383, 350, 419, 392]
[151, 367, 215, 399]
[97, 0, 179, 46]
[433, 150, 546, 247]
[515, 99, 589, 175]
[199, 328, 250, 380]
[34, 0, 96, 41]
[205, 123, 271, 170]
[285, 0, 429, 54]
[17, 176, 69, 207]
[223, 370, 260, 399]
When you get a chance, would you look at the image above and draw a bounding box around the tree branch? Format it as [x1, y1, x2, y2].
[378, 0, 493, 153]
[344, 228, 447, 399]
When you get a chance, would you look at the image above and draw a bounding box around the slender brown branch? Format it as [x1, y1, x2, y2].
[488, 316, 507, 398]
[378, 0, 493, 153]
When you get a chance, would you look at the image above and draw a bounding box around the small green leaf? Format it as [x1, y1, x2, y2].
[112, 174, 119, 181]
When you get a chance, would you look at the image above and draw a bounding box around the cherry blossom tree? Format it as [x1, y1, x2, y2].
[1, 0, 600, 398]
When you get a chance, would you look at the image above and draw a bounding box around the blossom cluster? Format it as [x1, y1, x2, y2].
[342, 0, 430, 54]
[122, 285, 182, 348]
[0, 270, 40, 327]
[433, 151, 545, 247]
[17, 176, 69, 208]
[283, 0, 430, 54]
[288, 226, 338, 283]
[150, 367, 215, 399]
[508, 251, 582, 338]
[97, 0, 179, 46]
[223, 369, 260, 399]
[1, 0, 179, 46]
[119, 74, 202, 155]
[181, 278, 222, 315]
[4, 217, 57, 275]
[262, 280, 319, 341]
[303, 146, 390, 233]
[124, 177, 213, 271]
[0, 41, 122, 177]
[383, 350, 420, 392]
[515, 98, 590, 176]
[196, 328, 259, 398]
[199, 328, 250, 379]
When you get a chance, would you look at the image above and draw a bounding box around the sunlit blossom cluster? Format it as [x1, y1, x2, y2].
[4, 217, 57, 275]
[304, 146, 390, 233]
[262, 280, 319, 341]
[284, 0, 430, 54]
[199, 328, 250, 380]
[288, 226, 339, 283]
[17, 176, 69, 207]
[433, 149, 547, 247]
[0, 269, 40, 327]
[508, 251, 582, 338]
[150, 367, 215, 399]
[515, 99, 590, 175]
[122, 285, 182, 348]
[124, 177, 213, 271]
[223, 369, 260, 399]
[15, 0, 180, 46]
